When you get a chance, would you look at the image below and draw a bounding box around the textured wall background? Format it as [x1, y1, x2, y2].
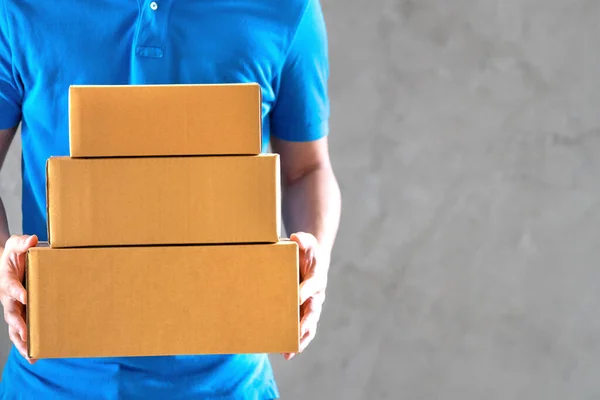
[3, 0, 600, 398]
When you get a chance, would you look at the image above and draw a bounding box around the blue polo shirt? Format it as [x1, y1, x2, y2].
[0, 0, 329, 399]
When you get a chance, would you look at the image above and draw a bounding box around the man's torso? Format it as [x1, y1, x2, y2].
[0, 1, 311, 398]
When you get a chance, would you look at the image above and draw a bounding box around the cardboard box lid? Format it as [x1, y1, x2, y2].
[69, 83, 262, 157]
[27, 241, 299, 358]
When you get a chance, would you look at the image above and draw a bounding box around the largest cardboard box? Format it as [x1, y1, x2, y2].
[27, 241, 299, 359]
[69, 83, 263, 157]
[47, 154, 281, 247]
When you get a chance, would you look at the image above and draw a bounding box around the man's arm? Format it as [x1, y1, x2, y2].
[0, 126, 38, 363]
[0, 127, 17, 246]
[272, 136, 341, 255]
[272, 136, 341, 359]
[266, 0, 335, 358]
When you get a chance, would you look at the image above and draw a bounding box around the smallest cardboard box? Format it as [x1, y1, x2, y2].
[26, 241, 299, 359]
[69, 83, 263, 157]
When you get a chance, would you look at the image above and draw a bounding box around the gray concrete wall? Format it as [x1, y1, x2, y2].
[3, 0, 600, 398]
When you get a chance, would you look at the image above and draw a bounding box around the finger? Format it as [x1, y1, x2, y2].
[299, 300, 321, 353]
[300, 296, 321, 317]
[309, 290, 326, 306]
[3, 299, 26, 341]
[8, 326, 36, 365]
[299, 297, 322, 334]
[299, 276, 324, 305]
[4, 235, 38, 255]
[298, 247, 316, 283]
[299, 324, 317, 353]
[8, 326, 28, 359]
[290, 232, 318, 251]
[318, 290, 326, 304]
[0, 277, 26, 305]
[283, 297, 322, 360]
[2, 235, 36, 301]
[300, 313, 320, 339]
[283, 319, 320, 360]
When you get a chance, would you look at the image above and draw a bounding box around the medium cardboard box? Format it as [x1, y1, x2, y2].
[26, 241, 299, 359]
[47, 155, 281, 247]
[69, 83, 262, 157]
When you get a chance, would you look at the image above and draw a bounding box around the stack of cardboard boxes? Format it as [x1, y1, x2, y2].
[26, 83, 300, 359]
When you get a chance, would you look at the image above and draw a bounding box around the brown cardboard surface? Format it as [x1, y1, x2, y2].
[69, 83, 262, 157]
[26, 241, 299, 358]
[47, 155, 281, 247]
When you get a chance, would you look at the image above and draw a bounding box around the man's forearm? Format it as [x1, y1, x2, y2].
[281, 165, 341, 257]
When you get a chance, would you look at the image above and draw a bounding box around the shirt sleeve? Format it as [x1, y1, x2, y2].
[0, 3, 22, 130]
[269, 0, 330, 142]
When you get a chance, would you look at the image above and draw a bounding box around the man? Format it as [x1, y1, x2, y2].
[0, 0, 341, 398]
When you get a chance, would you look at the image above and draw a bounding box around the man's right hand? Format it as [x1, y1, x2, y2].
[0, 234, 38, 364]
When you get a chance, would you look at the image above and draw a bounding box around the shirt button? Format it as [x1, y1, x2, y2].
[150, 2, 158, 10]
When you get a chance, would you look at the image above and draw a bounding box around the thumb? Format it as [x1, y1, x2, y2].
[5, 235, 38, 254]
[290, 232, 318, 251]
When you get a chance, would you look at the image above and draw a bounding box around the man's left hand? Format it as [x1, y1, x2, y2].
[283, 232, 330, 360]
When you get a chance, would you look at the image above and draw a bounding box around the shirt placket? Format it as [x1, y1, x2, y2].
[130, 0, 175, 83]
[134, 0, 173, 58]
